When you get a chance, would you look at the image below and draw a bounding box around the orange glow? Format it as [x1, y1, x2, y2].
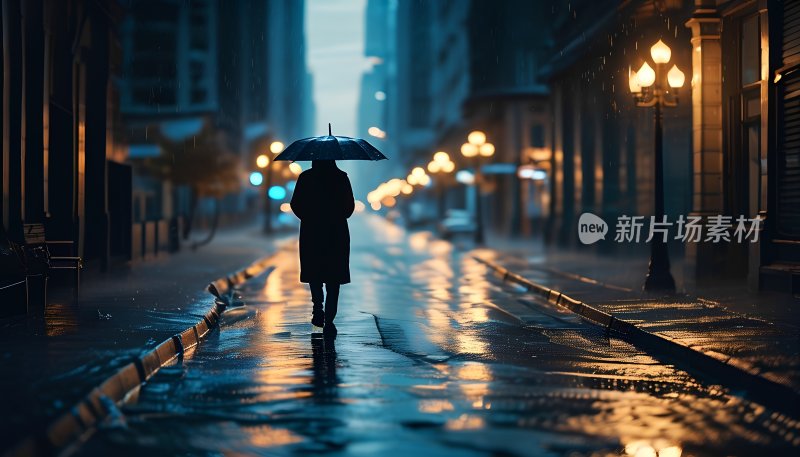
[650, 39, 671, 64]
[478, 143, 495, 157]
[433, 151, 450, 163]
[637, 62, 656, 87]
[381, 196, 396, 207]
[446, 414, 485, 430]
[418, 399, 454, 414]
[461, 142, 478, 158]
[467, 130, 486, 145]
[269, 141, 284, 153]
[246, 426, 303, 448]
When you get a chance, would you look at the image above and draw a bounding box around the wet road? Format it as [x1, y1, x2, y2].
[79, 216, 799, 456]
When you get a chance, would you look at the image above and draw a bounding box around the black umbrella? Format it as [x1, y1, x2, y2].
[273, 123, 388, 162]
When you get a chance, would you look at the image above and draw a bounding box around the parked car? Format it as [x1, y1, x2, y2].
[438, 209, 476, 240]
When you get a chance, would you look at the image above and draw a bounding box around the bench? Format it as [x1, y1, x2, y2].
[23, 223, 83, 298]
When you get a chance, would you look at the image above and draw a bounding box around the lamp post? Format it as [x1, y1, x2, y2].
[629, 39, 685, 293]
[460, 131, 495, 245]
[262, 141, 284, 234]
[427, 151, 455, 219]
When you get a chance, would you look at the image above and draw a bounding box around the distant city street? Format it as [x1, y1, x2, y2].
[2, 0, 800, 455]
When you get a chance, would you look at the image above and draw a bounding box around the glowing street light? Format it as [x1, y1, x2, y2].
[650, 39, 672, 64]
[262, 141, 284, 234]
[460, 142, 478, 157]
[467, 130, 486, 146]
[428, 151, 456, 217]
[667, 65, 686, 88]
[368, 126, 387, 139]
[461, 131, 495, 245]
[408, 166, 429, 186]
[433, 151, 450, 163]
[628, 39, 685, 293]
[636, 62, 656, 87]
[479, 143, 495, 157]
[269, 141, 284, 154]
[629, 68, 642, 94]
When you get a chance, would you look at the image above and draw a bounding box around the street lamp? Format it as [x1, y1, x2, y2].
[428, 151, 455, 218]
[262, 141, 285, 234]
[629, 39, 685, 293]
[407, 167, 430, 187]
[461, 130, 495, 245]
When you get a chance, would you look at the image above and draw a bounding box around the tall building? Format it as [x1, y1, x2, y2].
[459, 0, 553, 236]
[266, 0, 312, 144]
[358, 0, 390, 143]
[120, 0, 218, 118]
[2, 0, 129, 269]
[119, 0, 313, 249]
[539, 0, 799, 293]
[359, 0, 555, 234]
[358, 0, 442, 183]
[355, 0, 395, 191]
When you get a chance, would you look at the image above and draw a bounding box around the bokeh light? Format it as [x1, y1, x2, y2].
[249, 171, 263, 186]
[268, 186, 287, 200]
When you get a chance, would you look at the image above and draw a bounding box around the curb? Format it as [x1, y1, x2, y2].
[5, 252, 279, 457]
[473, 255, 800, 418]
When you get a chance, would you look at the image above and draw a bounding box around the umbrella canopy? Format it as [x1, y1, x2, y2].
[274, 123, 388, 162]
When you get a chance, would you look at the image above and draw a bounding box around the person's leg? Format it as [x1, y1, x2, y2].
[309, 282, 325, 326]
[324, 283, 340, 324]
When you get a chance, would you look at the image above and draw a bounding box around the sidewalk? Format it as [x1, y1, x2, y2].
[476, 237, 800, 408]
[0, 224, 290, 449]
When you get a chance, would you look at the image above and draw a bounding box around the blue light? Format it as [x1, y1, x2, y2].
[249, 171, 263, 186]
[268, 186, 287, 200]
[456, 170, 475, 185]
[532, 170, 548, 180]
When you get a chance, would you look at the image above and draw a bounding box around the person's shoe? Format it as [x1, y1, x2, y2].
[322, 322, 337, 335]
[311, 310, 325, 328]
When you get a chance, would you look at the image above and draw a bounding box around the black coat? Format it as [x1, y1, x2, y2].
[290, 163, 355, 284]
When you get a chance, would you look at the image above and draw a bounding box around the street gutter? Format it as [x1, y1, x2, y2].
[473, 255, 800, 419]
[4, 245, 287, 457]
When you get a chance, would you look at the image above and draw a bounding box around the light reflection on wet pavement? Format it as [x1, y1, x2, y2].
[79, 216, 799, 456]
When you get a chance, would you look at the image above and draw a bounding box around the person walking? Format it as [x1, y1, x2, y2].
[290, 160, 355, 334]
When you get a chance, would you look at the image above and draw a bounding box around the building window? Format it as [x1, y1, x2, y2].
[530, 124, 544, 148]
